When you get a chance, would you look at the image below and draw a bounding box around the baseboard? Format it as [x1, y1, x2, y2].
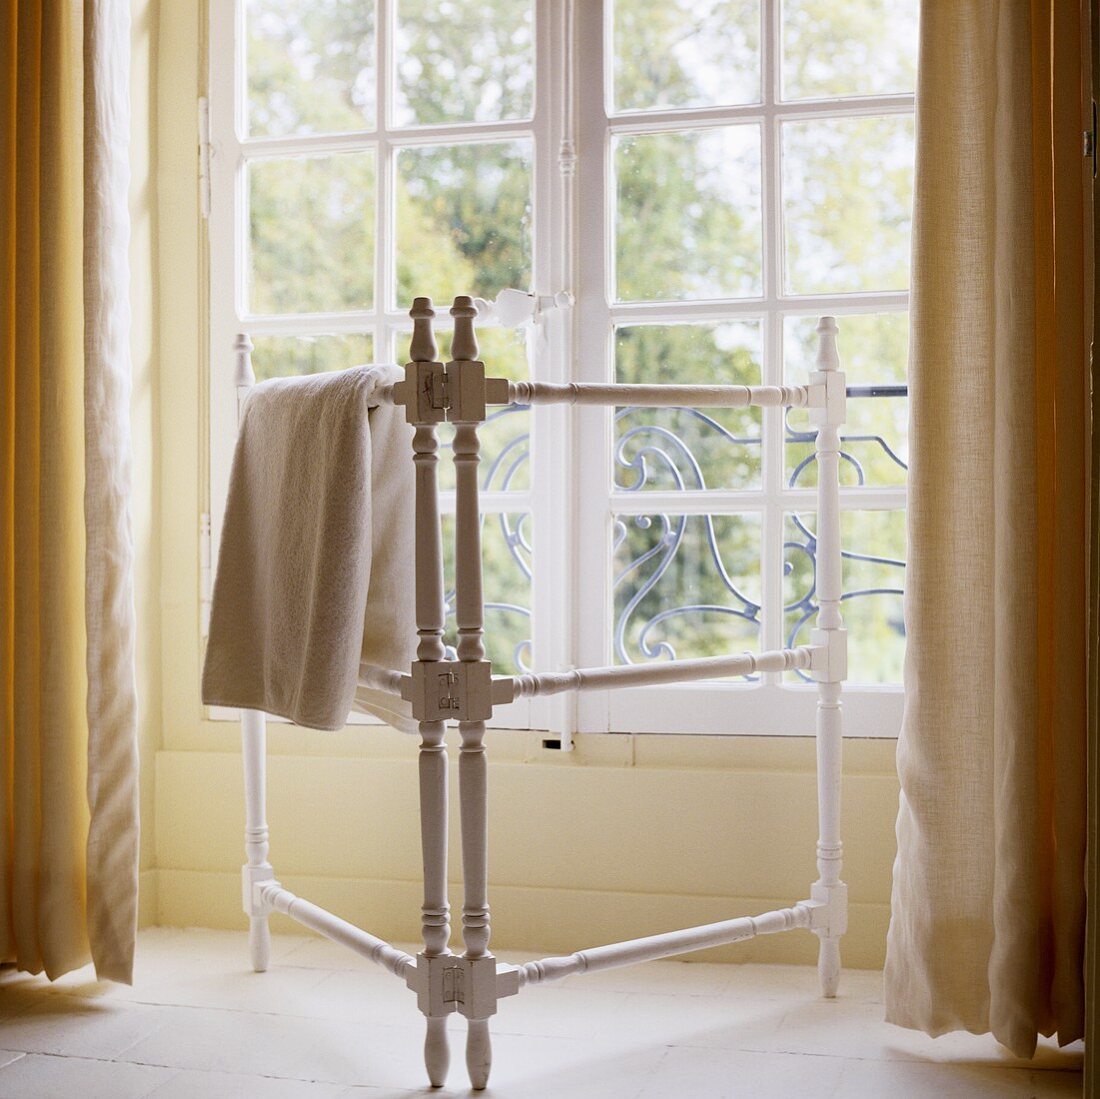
[153, 867, 891, 969]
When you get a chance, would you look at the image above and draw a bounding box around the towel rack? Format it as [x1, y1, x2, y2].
[234, 295, 848, 1091]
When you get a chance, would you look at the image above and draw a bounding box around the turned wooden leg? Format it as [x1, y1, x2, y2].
[406, 299, 455, 1088]
[418, 719, 451, 1087]
[818, 934, 842, 998]
[424, 1016, 449, 1089]
[449, 301, 497, 1091]
[460, 719, 493, 1090]
[241, 708, 272, 973]
[810, 316, 847, 1000]
[466, 1018, 491, 1089]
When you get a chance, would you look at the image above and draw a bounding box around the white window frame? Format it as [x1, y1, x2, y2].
[205, 0, 910, 741]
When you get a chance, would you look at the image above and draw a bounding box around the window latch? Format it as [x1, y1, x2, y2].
[472, 288, 573, 329]
[1084, 100, 1097, 178]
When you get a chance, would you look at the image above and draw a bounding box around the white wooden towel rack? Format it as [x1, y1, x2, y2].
[232, 296, 848, 1091]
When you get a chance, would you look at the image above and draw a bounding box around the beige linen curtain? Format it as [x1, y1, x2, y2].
[885, 0, 1091, 1057]
[0, 1, 139, 983]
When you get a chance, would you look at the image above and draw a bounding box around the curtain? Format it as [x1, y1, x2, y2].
[885, 0, 1091, 1058]
[0, 1, 138, 983]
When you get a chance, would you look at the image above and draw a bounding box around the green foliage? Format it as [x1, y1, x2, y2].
[782, 0, 918, 100]
[246, 0, 375, 136]
[783, 116, 914, 294]
[252, 334, 373, 382]
[250, 153, 375, 314]
[612, 0, 760, 111]
[394, 0, 534, 126]
[615, 129, 761, 301]
[396, 142, 532, 308]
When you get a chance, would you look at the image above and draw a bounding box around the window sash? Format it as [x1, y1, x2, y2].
[206, 0, 912, 740]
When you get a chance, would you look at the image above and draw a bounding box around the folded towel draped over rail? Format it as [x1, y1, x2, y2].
[202, 364, 418, 732]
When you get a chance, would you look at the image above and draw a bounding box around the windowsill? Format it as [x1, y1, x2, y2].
[202, 676, 902, 741]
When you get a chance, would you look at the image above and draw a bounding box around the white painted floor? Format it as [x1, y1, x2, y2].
[0, 929, 1083, 1098]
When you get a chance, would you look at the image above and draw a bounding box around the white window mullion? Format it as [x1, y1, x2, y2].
[762, 313, 785, 674]
[572, 0, 613, 733]
[207, 0, 246, 579]
[759, 0, 783, 680]
[529, 0, 571, 739]
[376, 0, 391, 329]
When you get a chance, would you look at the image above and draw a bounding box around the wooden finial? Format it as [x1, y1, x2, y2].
[450, 295, 479, 362]
[815, 316, 840, 373]
[409, 297, 438, 363]
[234, 332, 255, 387]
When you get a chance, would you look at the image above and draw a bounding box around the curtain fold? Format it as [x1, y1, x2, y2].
[82, 0, 138, 986]
[885, 0, 1090, 1057]
[0, 0, 138, 984]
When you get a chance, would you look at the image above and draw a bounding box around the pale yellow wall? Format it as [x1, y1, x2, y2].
[131, 0, 161, 928]
[149, 2, 901, 968]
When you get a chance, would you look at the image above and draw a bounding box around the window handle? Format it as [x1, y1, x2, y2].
[473, 288, 573, 329]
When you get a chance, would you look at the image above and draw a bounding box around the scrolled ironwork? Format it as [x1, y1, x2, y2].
[436, 386, 908, 680]
[611, 389, 907, 676]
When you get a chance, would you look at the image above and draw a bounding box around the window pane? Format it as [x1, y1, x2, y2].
[615, 127, 762, 302]
[442, 512, 532, 674]
[784, 312, 908, 488]
[614, 322, 763, 492]
[613, 512, 761, 667]
[784, 509, 905, 684]
[781, 0, 918, 101]
[433, 326, 531, 494]
[251, 333, 374, 382]
[611, 0, 761, 113]
[394, 0, 534, 126]
[782, 115, 914, 295]
[245, 0, 374, 137]
[396, 141, 533, 310]
[249, 152, 375, 315]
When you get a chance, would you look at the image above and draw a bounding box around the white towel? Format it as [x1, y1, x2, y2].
[202, 364, 418, 732]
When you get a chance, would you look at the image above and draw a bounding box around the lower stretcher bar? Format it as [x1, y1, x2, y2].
[254, 876, 815, 995]
[252, 877, 815, 996]
[519, 904, 814, 987]
[258, 881, 414, 980]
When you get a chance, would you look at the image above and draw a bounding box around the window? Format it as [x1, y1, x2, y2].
[206, 1, 917, 740]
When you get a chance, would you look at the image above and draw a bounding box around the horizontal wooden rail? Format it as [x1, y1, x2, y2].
[505, 646, 814, 699]
[257, 883, 414, 981]
[357, 661, 408, 696]
[518, 904, 812, 987]
[372, 379, 903, 408]
[508, 380, 812, 408]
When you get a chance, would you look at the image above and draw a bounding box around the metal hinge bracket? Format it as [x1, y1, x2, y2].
[1085, 100, 1097, 178]
[200, 511, 212, 638]
[402, 659, 510, 722]
[396, 359, 509, 425]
